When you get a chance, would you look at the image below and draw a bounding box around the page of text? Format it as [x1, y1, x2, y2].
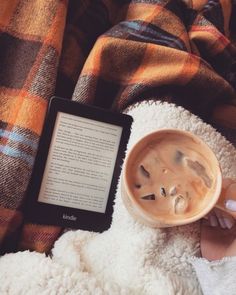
[38, 112, 123, 213]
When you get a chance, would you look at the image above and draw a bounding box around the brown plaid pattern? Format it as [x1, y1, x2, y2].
[0, 0, 236, 253]
[0, 0, 67, 253]
[70, 0, 236, 118]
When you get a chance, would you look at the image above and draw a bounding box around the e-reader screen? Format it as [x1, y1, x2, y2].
[38, 112, 122, 213]
[25, 97, 133, 232]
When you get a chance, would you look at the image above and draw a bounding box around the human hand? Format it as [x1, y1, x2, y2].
[206, 179, 236, 229]
[200, 218, 236, 261]
[206, 206, 236, 229]
[201, 179, 236, 261]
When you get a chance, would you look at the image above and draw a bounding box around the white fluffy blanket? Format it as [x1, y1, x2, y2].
[0, 101, 236, 295]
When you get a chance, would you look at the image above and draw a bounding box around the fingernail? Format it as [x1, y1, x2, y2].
[218, 218, 226, 228]
[209, 215, 218, 227]
[225, 200, 236, 212]
[223, 218, 234, 229]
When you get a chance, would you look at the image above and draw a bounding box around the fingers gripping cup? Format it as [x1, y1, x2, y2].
[122, 129, 236, 228]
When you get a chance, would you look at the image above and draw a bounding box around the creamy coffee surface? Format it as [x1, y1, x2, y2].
[128, 133, 216, 221]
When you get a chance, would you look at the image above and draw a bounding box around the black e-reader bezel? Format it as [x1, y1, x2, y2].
[24, 96, 133, 232]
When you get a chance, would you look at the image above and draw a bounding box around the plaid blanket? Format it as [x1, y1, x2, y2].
[0, 0, 236, 254]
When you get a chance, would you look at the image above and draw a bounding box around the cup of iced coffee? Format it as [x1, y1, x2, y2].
[122, 129, 236, 228]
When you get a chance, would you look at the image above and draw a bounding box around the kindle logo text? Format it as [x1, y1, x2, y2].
[62, 214, 77, 221]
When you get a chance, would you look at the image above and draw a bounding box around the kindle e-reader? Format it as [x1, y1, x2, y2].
[25, 97, 133, 232]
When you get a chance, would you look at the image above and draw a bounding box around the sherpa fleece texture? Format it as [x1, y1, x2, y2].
[191, 256, 236, 295]
[0, 101, 235, 295]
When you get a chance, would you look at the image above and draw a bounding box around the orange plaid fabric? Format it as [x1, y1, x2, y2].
[0, 0, 236, 253]
[0, 0, 67, 253]
[68, 1, 236, 117]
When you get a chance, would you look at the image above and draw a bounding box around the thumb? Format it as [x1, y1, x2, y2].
[225, 200, 236, 212]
